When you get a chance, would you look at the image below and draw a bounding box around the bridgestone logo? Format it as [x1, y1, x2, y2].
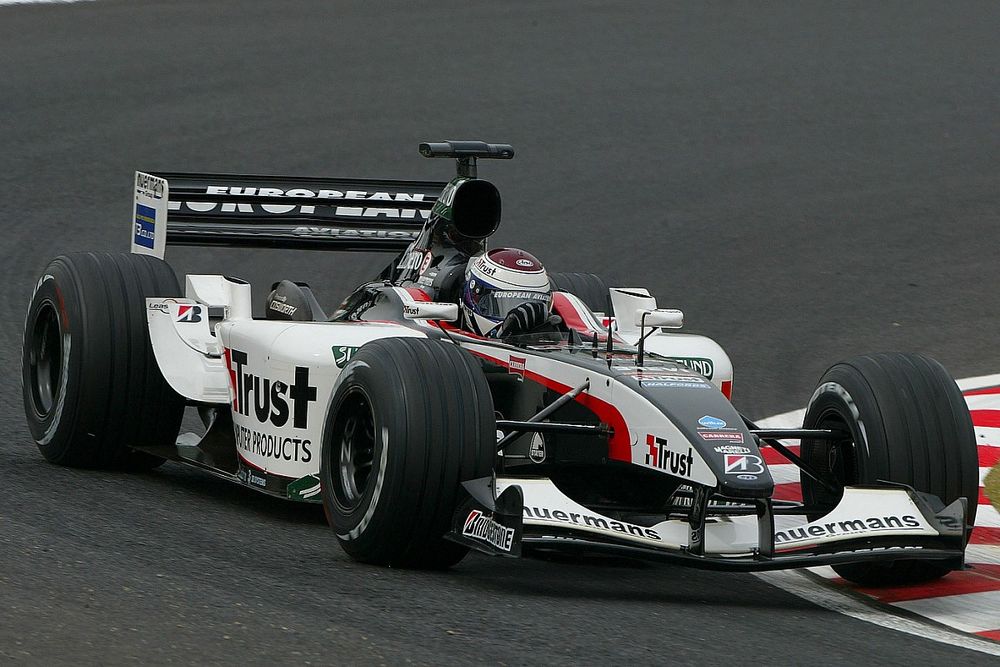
[462, 510, 515, 552]
[774, 514, 923, 545]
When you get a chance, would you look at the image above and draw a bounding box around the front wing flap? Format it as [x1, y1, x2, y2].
[451, 476, 967, 571]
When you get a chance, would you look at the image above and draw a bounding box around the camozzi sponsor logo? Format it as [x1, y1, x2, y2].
[463, 510, 515, 552]
[522, 506, 662, 541]
[774, 515, 923, 545]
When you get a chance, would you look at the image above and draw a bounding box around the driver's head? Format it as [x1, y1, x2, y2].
[461, 248, 551, 336]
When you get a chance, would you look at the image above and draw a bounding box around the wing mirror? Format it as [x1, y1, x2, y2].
[635, 308, 684, 329]
[403, 301, 460, 322]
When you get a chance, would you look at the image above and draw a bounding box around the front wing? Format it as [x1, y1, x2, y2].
[448, 477, 968, 572]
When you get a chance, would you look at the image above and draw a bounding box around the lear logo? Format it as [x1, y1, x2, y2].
[462, 510, 515, 552]
[724, 454, 764, 475]
[134, 203, 156, 249]
[176, 305, 202, 323]
[509, 356, 526, 379]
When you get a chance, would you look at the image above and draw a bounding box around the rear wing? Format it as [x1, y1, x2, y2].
[130, 171, 447, 258]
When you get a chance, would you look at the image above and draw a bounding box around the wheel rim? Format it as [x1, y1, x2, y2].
[805, 409, 857, 514]
[28, 301, 62, 419]
[332, 389, 376, 512]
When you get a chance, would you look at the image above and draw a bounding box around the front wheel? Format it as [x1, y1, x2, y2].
[800, 353, 978, 586]
[320, 337, 496, 568]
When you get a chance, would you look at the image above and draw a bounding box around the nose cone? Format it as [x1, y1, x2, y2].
[615, 364, 775, 498]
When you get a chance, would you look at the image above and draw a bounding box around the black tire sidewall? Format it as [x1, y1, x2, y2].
[321, 361, 396, 549]
[22, 263, 84, 463]
[320, 338, 495, 567]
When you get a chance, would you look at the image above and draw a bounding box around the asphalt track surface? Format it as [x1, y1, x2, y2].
[2, 1, 999, 664]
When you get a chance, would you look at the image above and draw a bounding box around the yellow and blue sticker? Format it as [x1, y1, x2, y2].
[134, 202, 156, 249]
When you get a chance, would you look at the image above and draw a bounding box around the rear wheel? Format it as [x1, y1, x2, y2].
[22, 252, 185, 469]
[549, 272, 612, 313]
[801, 353, 977, 585]
[321, 337, 496, 568]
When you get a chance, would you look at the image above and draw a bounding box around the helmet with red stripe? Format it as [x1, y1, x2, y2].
[461, 248, 551, 336]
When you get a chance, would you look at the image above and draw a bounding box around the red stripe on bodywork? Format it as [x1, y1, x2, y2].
[720, 380, 732, 400]
[844, 564, 1000, 604]
[222, 347, 237, 412]
[976, 629, 1000, 642]
[467, 348, 633, 463]
[552, 292, 593, 333]
[404, 287, 431, 301]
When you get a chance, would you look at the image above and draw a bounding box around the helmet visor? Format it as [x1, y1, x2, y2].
[465, 280, 552, 321]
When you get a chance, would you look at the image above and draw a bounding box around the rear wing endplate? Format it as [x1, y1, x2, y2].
[130, 171, 447, 258]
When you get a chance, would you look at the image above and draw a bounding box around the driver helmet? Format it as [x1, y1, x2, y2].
[462, 248, 551, 336]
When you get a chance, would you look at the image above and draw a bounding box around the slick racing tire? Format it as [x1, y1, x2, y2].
[22, 252, 185, 469]
[321, 337, 495, 569]
[800, 353, 978, 586]
[549, 272, 612, 314]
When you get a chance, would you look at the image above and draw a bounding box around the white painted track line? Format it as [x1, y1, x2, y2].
[756, 569, 1000, 657]
[894, 592, 1000, 634]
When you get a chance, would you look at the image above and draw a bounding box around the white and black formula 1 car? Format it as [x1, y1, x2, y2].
[22, 141, 979, 584]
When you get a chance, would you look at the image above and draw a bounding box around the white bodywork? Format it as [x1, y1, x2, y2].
[146, 274, 738, 486]
[147, 275, 427, 481]
[609, 287, 734, 393]
[495, 478, 941, 555]
[464, 341, 719, 487]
